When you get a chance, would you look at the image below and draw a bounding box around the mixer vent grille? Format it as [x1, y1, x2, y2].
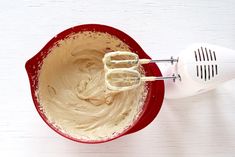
[195, 47, 218, 81]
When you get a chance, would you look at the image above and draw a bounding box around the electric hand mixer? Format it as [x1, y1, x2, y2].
[103, 43, 235, 99]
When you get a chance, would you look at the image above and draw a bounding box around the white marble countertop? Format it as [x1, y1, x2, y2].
[0, 0, 235, 156]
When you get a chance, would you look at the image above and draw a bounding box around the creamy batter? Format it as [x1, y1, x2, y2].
[37, 31, 147, 141]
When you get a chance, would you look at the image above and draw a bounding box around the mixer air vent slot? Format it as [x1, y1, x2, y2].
[196, 65, 199, 76]
[213, 51, 216, 61]
[200, 65, 203, 79]
[204, 65, 207, 81]
[215, 65, 218, 75]
[201, 47, 205, 61]
[194, 51, 198, 61]
[209, 50, 212, 60]
[212, 65, 214, 77]
[208, 65, 210, 80]
[198, 49, 202, 61]
[205, 47, 209, 61]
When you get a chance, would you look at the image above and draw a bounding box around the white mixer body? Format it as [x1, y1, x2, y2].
[165, 43, 235, 99]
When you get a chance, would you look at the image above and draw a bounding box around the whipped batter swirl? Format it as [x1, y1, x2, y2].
[37, 31, 147, 141]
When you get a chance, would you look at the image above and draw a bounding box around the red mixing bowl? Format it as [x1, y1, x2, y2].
[25, 24, 164, 143]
